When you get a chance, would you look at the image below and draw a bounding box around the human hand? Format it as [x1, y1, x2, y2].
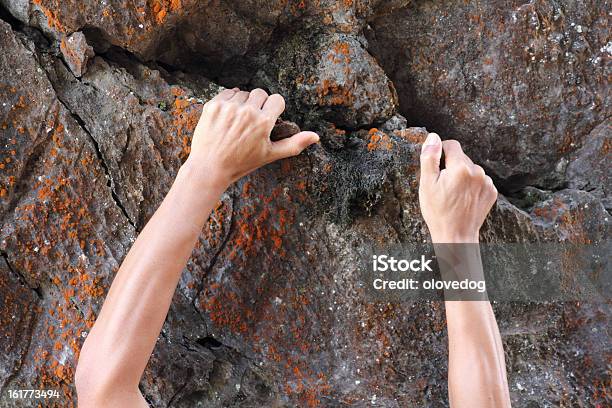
[184, 88, 319, 190]
[418, 133, 497, 243]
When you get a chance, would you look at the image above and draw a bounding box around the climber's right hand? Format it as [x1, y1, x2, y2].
[418, 133, 497, 243]
[185, 88, 319, 191]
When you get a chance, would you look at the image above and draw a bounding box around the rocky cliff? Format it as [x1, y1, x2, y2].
[0, 1, 609, 407]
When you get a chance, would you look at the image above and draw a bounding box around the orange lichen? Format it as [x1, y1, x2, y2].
[32, 0, 67, 32]
[149, 0, 182, 24]
[168, 86, 202, 160]
[0, 107, 123, 406]
[328, 41, 351, 65]
[192, 172, 338, 406]
[367, 128, 393, 151]
[317, 79, 353, 106]
[394, 128, 427, 144]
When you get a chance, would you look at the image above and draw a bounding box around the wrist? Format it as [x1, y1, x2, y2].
[429, 230, 480, 244]
[178, 159, 230, 195]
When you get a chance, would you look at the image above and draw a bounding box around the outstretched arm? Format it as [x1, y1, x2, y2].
[418, 133, 511, 407]
[74, 88, 319, 407]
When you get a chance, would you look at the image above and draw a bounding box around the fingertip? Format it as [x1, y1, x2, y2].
[419, 133, 443, 184]
[294, 131, 319, 151]
[270, 131, 318, 160]
[421, 132, 442, 156]
[422, 132, 441, 147]
[262, 94, 286, 118]
[304, 131, 320, 145]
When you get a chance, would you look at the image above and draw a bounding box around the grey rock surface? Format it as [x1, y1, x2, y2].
[0, 1, 610, 407]
[367, 0, 611, 192]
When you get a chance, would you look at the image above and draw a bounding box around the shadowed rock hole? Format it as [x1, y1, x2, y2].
[196, 336, 223, 349]
[0, 3, 22, 30]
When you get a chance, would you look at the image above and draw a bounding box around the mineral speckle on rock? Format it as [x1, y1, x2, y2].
[0, 1, 610, 407]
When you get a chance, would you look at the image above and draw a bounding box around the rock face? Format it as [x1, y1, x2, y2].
[367, 0, 610, 192]
[0, 1, 609, 408]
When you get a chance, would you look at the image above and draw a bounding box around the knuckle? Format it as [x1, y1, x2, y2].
[238, 104, 254, 116]
[221, 99, 234, 110]
[456, 163, 471, 177]
[491, 185, 499, 198]
[473, 165, 486, 178]
[205, 100, 220, 111]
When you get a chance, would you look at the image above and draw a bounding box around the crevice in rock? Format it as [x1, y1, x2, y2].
[166, 380, 189, 408]
[0, 3, 23, 31]
[196, 336, 223, 350]
[1, 250, 42, 299]
[192, 193, 235, 317]
[80, 25, 113, 55]
[502, 183, 572, 212]
[61, 103, 137, 229]
[70, 109, 138, 229]
[3, 19, 139, 231]
[36, 50, 138, 229]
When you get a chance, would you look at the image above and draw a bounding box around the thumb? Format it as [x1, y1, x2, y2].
[270, 131, 319, 160]
[419, 132, 442, 184]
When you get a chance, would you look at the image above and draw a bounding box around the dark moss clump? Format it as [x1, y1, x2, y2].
[306, 134, 416, 224]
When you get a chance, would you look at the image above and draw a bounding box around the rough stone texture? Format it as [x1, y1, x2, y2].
[0, 2, 610, 408]
[567, 121, 611, 210]
[263, 31, 398, 128]
[367, 0, 611, 192]
[58, 31, 94, 77]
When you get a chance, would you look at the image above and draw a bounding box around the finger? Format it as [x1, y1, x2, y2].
[270, 131, 319, 160]
[262, 94, 285, 120]
[211, 87, 239, 102]
[442, 140, 467, 169]
[246, 88, 269, 109]
[419, 132, 442, 184]
[229, 90, 250, 104]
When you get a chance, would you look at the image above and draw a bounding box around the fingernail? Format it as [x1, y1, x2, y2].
[423, 132, 441, 146]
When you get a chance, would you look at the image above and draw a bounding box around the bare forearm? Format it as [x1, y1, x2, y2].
[77, 161, 226, 394]
[433, 237, 510, 407]
[75, 88, 318, 406]
[419, 133, 510, 407]
[445, 300, 510, 407]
